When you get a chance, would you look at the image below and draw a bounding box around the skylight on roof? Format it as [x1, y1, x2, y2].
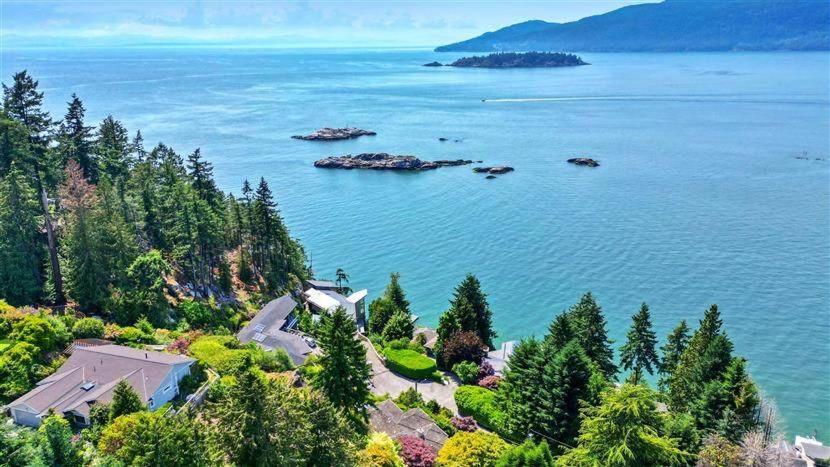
[80, 382, 95, 391]
[253, 332, 266, 343]
[254, 324, 265, 332]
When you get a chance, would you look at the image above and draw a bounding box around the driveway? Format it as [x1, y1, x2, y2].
[362, 340, 459, 413]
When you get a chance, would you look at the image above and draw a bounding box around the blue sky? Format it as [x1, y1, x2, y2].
[1, 1, 653, 47]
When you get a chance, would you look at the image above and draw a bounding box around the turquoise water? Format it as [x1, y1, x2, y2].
[2, 48, 828, 438]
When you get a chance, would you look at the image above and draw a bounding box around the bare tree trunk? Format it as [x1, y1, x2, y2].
[35, 169, 64, 304]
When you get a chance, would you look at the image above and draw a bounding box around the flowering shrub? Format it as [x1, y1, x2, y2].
[478, 375, 501, 390]
[450, 415, 478, 432]
[398, 435, 436, 467]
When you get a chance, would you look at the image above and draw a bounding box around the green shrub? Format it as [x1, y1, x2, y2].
[383, 348, 439, 380]
[453, 361, 479, 384]
[114, 326, 154, 345]
[454, 385, 506, 433]
[189, 335, 250, 373]
[72, 317, 105, 339]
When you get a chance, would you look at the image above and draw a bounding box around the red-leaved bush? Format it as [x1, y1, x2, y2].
[478, 361, 495, 380]
[450, 415, 478, 432]
[478, 375, 501, 390]
[397, 435, 436, 467]
[167, 336, 190, 354]
[439, 331, 487, 368]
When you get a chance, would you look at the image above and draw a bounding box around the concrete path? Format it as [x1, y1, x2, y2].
[362, 340, 459, 413]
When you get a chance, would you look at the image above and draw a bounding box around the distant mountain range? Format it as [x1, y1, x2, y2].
[435, 0, 829, 52]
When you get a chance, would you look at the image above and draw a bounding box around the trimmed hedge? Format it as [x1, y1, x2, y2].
[454, 385, 506, 433]
[383, 348, 439, 380]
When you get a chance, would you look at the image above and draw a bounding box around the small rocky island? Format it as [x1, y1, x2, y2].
[315, 153, 475, 171]
[292, 127, 376, 141]
[447, 52, 588, 68]
[567, 157, 600, 167]
[423, 61, 443, 67]
[473, 166, 515, 174]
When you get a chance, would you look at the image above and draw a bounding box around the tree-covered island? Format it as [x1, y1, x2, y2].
[447, 52, 588, 68]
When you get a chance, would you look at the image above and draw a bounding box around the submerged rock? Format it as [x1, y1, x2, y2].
[292, 127, 376, 141]
[473, 166, 515, 175]
[567, 157, 600, 167]
[486, 175, 497, 179]
[314, 153, 475, 171]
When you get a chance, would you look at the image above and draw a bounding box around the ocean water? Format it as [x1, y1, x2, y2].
[2, 48, 828, 438]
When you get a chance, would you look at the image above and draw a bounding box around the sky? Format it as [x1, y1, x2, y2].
[1, 1, 654, 48]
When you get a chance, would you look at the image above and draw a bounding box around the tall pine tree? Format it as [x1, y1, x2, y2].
[569, 292, 617, 379]
[619, 303, 660, 379]
[314, 306, 372, 430]
[3, 71, 64, 303]
[658, 320, 690, 391]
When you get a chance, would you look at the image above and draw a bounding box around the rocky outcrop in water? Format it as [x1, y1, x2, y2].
[314, 153, 474, 171]
[567, 157, 600, 167]
[423, 61, 443, 67]
[473, 166, 514, 174]
[292, 127, 376, 141]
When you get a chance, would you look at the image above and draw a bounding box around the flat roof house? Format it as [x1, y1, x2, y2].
[5, 344, 194, 427]
[303, 284, 368, 332]
[237, 294, 318, 366]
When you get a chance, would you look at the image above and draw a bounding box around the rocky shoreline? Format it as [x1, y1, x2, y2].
[314, 153, 476, 171]
[292, 127, 376, 141]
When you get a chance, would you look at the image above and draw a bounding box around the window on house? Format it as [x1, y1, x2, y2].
[163, 385, 171, 393]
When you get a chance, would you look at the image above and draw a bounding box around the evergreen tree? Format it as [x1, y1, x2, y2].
[59, 94, 96, 180]
[209, 363, 284, 466]
[0, 163, 43, 305]
[314, 306, 372, 429]
[59, 160, 108, 310]
[668, 305, 729, 411]
[658, 320, 690, 390]
[538, 340, 594, 448]
[109, 380, 144, 421]
[448, 274, 495, 348]
[544, 312, 575, 355]
[368, 272, 411, 335]
[498, 338, 546, 440]
[496, 439, 555, 467]
[130, 129, 146, 163]
[37, 413, 80, 467]
[187, 148, 219, 208]
[619, 303, 660, 377]
[3, 70, 64, 303]
[569, 292, 617, 379]
[385, 272, 410, 314]
[555, 385, 689, 467]
[382, 311, 414, 342]
[210, 360, 357, 465]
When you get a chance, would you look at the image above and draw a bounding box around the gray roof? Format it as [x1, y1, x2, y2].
[369, 399, 448, 451]
[414, 328, 438, 349]
[306, 279, 338, 290]
[6, 344, 193, 417]
[238, 294, 315, 365]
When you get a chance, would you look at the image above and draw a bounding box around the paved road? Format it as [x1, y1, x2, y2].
[362, 340, 459, 413]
